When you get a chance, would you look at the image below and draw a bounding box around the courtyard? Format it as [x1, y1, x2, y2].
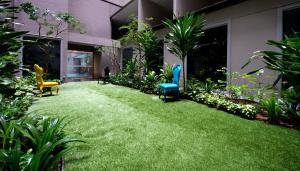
[28, 82, 300, 170]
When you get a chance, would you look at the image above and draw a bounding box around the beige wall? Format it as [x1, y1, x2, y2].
[205, 0, 299, 86]
[161, 0, 300, 88]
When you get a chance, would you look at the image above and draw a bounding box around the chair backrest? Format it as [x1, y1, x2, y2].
[34, 64, 44, 85]
[172, 64, 181, 86]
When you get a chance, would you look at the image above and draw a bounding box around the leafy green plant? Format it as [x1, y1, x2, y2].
[188, 78, 217, 98]
[0, 96, 33, 120]
[0, 115, 84, 171]
[18, 116, 83, 171]
[141, 71, 158, 94]
[187, 77, 202, 97]
[199, 78, 217, 94]
[109, 73, 142, 90]
[159, 63, 173, 83]
[243, 34, 300, 89]
[282, 86, 300, 122]
[260, 97, 283, 124]
[0, 0, 28, 97]
[217, 67, 269, 101]
[243, 34, 300, 124]
[124, 58, 138, 79]
[0, 1, 83, 170]
[0, 147, 24, 171]
[120, 15, 162, 77]
[190, 92, 257, 119]
[164, 14, 205, 91]
[14, 72, 36, 96]
[227, 84, 249, 99]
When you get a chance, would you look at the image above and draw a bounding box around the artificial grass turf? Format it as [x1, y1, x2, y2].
[28, 81, 300, 170]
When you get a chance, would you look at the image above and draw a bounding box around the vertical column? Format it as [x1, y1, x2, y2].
[137, 0, 144, 31]
[61, 0, 69, 80]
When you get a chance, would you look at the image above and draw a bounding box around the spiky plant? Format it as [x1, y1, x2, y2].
[163, 14, 205, 91]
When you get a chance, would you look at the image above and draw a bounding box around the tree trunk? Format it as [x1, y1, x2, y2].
[182, 57, 186, 92]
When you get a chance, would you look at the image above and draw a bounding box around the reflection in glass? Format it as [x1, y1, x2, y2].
[67, 50, 93, 80]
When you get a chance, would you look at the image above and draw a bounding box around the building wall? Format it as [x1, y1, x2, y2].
[14, 0, 69, 79]
[69, 0, 120, 38]
[156, 28, 185, 88]
[139, 0, 172, 27]
[14, 0, 69, 35]
[174, 0, 208, 17]
[14, 0, 122, 80]
[162, 0, 300, 87]
[108, 0, 131, 6]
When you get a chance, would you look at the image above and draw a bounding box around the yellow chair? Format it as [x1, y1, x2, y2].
[34, 64, 59, 97]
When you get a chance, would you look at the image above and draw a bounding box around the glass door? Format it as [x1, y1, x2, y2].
[67, 50, 93, 81]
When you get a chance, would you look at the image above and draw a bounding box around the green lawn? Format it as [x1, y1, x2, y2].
[29, 81, 300, 170]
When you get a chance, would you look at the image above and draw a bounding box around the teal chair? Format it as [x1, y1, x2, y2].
[159, 64, 181, 102]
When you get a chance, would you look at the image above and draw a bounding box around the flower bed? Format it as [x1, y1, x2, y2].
[189, 92, 257, 119]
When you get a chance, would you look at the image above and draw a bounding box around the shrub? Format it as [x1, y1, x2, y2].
[243, 34, 300, 123]
[159, 63, 173, 83]
[0, 115, 83, 171]
[260, 96, 283, 124]
[14, 73, 36, 96]
[0, 96, 33, 120]
[282, 86, 300, 123]
[190, 92, 257, 119]
[140, 71, 158, 94]
[109, 73, 142, 90]
[164, 13, 205, 91]
[19, 116, 83, 171]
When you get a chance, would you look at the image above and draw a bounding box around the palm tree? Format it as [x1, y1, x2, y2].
[163, 14, 205, 91]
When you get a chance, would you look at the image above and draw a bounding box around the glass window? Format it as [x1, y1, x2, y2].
[122, 47, 133, 68]
[282, 7, 300, 89]
[67, 51, 93, 80]
[22, 36, 61, 79]
[283, 7, 300, 37]
[187, 25, 227, 82]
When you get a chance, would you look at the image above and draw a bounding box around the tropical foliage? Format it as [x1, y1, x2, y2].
[159, 63, 173, 83]
[0, 0, 28, 97]
[163, 14, 205, 91]
[243, 34, 300, 124]
[0, 1, 83, 170]
[119, 15, 162, 76]
[260, 96, 283, 124]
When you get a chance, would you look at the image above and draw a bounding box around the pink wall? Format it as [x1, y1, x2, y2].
[14, 0, 69, 79]
[14, 0, 69, 35]
[69, 0, 120, 39]
[14, 0, 122, 80]
[108, 0, 131, 6]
